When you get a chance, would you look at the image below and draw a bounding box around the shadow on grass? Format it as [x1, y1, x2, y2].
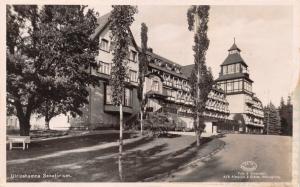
[7, 136, 213, 182]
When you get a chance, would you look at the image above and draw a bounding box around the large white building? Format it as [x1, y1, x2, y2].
[215, 41, 264, 133]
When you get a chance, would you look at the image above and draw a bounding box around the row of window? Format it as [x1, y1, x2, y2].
[218, 79, 252, 93]
[163, 88, 192, 100]
[99, 39, 138, 62]
[105, 86, 132, 107]
[245, 105, 264, 116]
[98, 61, 138, 82]
[152, 59, 181, 73]
[222, 63, 248, 75]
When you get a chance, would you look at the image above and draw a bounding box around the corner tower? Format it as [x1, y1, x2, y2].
[215, 40, 264, 134]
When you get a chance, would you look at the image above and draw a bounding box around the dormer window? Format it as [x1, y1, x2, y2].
[100, 39, 109, 52]
[166, 63, 172, 70]
[155, 59, 162, 66]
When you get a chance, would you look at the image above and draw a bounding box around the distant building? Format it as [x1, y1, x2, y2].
[215, 41, 264, 133]
[143, 50, 230, 133]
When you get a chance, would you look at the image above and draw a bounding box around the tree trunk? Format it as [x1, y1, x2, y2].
[196, 114, 200, 146]
[19, 117, 30, 136]
[140, 110, 143, 135]
[45, 118, 50, 130]
[119, 104, 123, 181]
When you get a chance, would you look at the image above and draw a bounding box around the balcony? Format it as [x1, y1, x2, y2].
[161, 107, 177, 114]
[166, 96, 175, 102]
[184, 100, 193, 106]
[182, 86, 190, 92]
[245, 98, 255, 105]
[245, 120, 264, 127]
[104, 104, 133, 114]
[163, 81, 173, 87]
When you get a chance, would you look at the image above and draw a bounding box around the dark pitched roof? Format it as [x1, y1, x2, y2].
[90, 12, 111, 40]
[148, 63, 187, 79]
[215, 72, 253, 82]
[221, 53, 248, 67]
[212, 86, 225, 94]
[181, 64, 194, 78]
[228, 43, 241, 52]
[146, 51, 181, 66]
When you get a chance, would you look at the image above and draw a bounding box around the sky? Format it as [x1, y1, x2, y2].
[88, 5, 298, 107]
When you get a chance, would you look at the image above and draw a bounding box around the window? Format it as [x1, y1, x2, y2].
[105, 85, 132, 107]
[100, 39, 109, 51]
[130, 50, 137, 62]
[223, 66, 228, 75]
[152, 80, 159, 92]
[234, 81, 239, 91]
[241, 65, 248, 73]
[239, 81, 243, 90]
[236, 64, 240, 73]
[228, 64, 234, 74]
[98, 61, 111, 75]
[220, 83, 225, 91]
[106, 85, 113, 104]
[165, 89, 172, 96]
[171, 90, 176, 98]
[227, 82, 233, 92]
[124, 88, 132, 106]
[129, 70, 138, 82]
[244, 81, 252, 92]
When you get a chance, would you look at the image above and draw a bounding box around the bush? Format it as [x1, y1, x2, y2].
[143, 112, 176, 137]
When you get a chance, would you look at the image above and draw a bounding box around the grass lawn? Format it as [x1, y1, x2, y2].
[7, 131, 135, 160]
[7, 132, 223, 182]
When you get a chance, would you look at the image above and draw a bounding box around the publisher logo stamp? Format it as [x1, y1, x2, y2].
[240, 161, 258, 172]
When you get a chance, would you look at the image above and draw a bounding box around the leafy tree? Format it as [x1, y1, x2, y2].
[143, 112, 176, 137]
[279, 95, 293, 136]
[138, 23, 148, 135]
[280, 97, 285, 109]
[287, 95, 292, 106]
[6, 5, 99, 135]
[109, 5, 137, 181]
[187, 5, 213, 146]
[263, 102, 281, 135]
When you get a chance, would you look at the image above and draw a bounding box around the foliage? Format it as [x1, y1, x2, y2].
[187, 6, 213, 135]
[137, 23, 148, 104]
[109, 5, 138, 105]
[143, 112, 176, 137]
[6, 5, 99, 135]
[279, 95, 293, 136]
[263, 102, 281, 135]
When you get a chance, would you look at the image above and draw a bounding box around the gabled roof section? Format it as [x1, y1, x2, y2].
[221, 53, 248, 67]
[90, 12, 111, 40]
[90, 12, 139, 50]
